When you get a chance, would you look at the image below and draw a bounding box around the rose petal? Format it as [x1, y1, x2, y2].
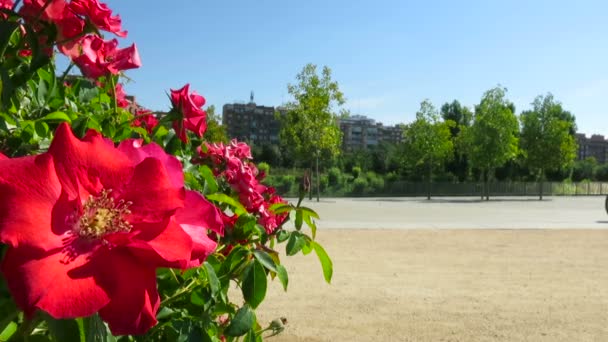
[1, 244, 110, 318]
[127, 220, 193, 269]
[120, 157, 185, 223]
[117, 139, 184, 188]
[0, 154, 69, 250]
[176, 191, 224, 235]
[96, 248, 159, 335]
[48, 123, 134, 196]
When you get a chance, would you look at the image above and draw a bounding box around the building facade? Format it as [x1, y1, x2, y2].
[222, 102, 282, 146]
[339, 115, 404, 152]
[576, 133, 608, 163]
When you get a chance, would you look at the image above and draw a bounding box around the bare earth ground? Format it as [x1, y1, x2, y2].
[253, 197, 608, 341]
[257, 229, 608, 342]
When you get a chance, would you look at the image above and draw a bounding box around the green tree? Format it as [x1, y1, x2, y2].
[203, 105, 228, 143]
[462, 86, 519, 200]
[520, 93, 578, 199]
[402, 99, 454, 199]
[278, 64, 345, 201]
[441, 100, 473, 181]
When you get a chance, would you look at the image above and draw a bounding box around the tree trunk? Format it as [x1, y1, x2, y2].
[427, 160, 432, 200]
[308, 163, 313, 201]
[539, 168, 544, 201]
[316, 153, 320, 202]
[480, 169, 485, 200]
[485, 169, 490, 201]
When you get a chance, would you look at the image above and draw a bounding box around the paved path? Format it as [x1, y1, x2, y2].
[289, 196, 608, 229]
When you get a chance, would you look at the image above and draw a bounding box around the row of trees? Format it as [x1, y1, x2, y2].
[206, 64, 581, 201]
[405, 87, 577, 200]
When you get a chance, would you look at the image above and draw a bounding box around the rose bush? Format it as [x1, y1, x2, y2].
[0, 1, 330, 340]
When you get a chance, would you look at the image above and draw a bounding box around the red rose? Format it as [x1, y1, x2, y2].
[20, 0, 66, 22]
[117, 139, 224, 267]
[131, 110, 159, 134]
[170, 84, 207, 143]
[0, 124, 220, 335]
[72, 35, 141, 79]
[69, 0, 126, 37]
[196, 140, 286, 233]
[0, 0, 13, 10]
[114, 83, 129, 108]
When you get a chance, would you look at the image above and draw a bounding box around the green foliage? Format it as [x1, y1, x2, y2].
[352, 166, 362, 178]
[203, 105, 228, 143]
[265, 174, 296, 194]
[327, 167, 342, 186]
[461, 86, 519, 199]
[595, 164, 608, 181]
[520, 93, 578, 198]
[441, 100, 473, 181]
[352, 177, 368, 195]
[402, 99, 454, 198]
[278, 64, 343, 170]
[257, 162, 270, 176]
[572, 157, 597, 181]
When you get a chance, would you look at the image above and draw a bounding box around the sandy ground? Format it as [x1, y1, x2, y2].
[256, 229, 608, 341]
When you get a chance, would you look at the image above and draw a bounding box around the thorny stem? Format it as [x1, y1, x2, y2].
[161, 279, 198, 306]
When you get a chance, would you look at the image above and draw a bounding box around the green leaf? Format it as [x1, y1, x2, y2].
[199, 165, 218, 194]
[276, 230, 290, 243]
[276, 264, 289, 291]
[286, 232, 305, 256]
[303, 214, 317, 239]
[0, 321, 17, 342]
[269, 203, 293, 215]
[312, 241, 333, 283]
[297, 206, 320, 219]
[295, 210, 303, 230]
[0, 21, 19, 59]
[173, 320, 211, 342]
[37, 76, 48, 106]
[224, 306, 255, 337]
[252, 250, 277, 273]
[244, 329, 258, 342]
[203, 261, 221, 299]
[205, 193, 247, 216]
[242, 260, 267, 309]
[190, 290, 206, 306]
[44, 314, 84, 342]
[86, 116, 101, 131]
[156, 307, 176, 320]
[43, 111, 71, 123]
[84, 314, 116, 342]
[301, 239, 313, 255]
[34, 120, 49, 137]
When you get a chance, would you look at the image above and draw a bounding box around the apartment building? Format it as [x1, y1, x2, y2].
[576, 133, 608, 163]
[339, 115, 404, 152]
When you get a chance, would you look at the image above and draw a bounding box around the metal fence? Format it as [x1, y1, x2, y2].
[375, 181, 608, 197]
[299, 181, 608, 197]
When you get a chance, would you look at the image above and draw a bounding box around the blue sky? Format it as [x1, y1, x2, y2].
[102, 0, 608, 136]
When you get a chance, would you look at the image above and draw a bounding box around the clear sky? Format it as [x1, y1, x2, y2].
[103, 0, 608, 136]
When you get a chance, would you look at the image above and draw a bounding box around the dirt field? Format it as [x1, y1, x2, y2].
[256, 229, 608, 341]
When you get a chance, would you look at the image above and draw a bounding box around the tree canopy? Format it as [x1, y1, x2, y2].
[462, 86, 519, 199]
[402, 99, 454, 199]
[278, 64, 344, 165]
[520, 93, 577, 199]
